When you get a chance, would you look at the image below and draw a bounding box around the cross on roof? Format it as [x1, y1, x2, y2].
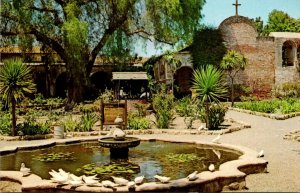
[232, 0, 241, 16]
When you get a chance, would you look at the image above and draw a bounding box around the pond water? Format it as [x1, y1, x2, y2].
[0, 141, 241, 182]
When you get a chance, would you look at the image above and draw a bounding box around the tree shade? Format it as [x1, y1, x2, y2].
[1, 0, 206, 105]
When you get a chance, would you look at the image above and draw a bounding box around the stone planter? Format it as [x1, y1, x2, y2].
[53, 125, 64, 139]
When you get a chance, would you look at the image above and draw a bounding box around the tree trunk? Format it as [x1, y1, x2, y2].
[65, 59, 90, 109]
[205, 99, 210, 129]
[11, 97, 17, 136]
[230, 77, 234, 107]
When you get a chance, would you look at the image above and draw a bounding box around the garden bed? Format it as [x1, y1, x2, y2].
[232, 99, 300, 120]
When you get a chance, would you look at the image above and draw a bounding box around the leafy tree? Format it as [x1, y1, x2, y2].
[220, 50, 247, 106]
[191, 26, 227, 69]
[0, 58, 36, 136]
[1, 0, 206, 106]
[250, 17, 264, 36]
[264, 10, 300, 34]
[192, 65, 227, 129]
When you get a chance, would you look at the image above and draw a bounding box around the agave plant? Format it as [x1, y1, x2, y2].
[0, 58, 36, 136]
[192, 65, 227, 129]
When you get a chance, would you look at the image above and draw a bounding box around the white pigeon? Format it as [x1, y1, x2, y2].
[51, 173, 70, 184]
[208, 164, 215, 172]
[212, 134, 221, 144]
[84, 178, 100, 186]
[198, 125, 205, 131]
[49, 170, 61, 179]
[257, 150, 264, 158]
[20, 163, 31, 176]
[70, 174, 83, 181]
[154, 175, 171, 183]
[212, 149, 221, 159]
[187, 171, 198, 181]
[127, 181, 136, 189]
[101, 180, 117, 188]
[83, 174, 99, 181]
[111, 176, 129, 186]
[58, 168, 69, 178]
[134, 176, 145, 185]
[69, 180, 83, 187]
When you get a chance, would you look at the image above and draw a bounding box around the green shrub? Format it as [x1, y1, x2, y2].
[152, 88, 174, 129]
[79, 112, 98, 132]
[17, 115, 51, 135]
[175, 97, 194, 117]
[199, 104, 227, 130]
[134, 103, 149, 117]
[34, 93, 46, 105]
[63, 115, 80, 132]
[127, 113, 150, 130]
[234, 99, 300, 114]
[0, 112, 11, 135]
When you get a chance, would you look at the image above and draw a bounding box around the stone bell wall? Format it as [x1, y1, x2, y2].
[219, 16, 276, 98]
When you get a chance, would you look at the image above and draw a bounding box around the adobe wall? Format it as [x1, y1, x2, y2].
[273, 38, 300, 85]
[219, 16, 275, 97]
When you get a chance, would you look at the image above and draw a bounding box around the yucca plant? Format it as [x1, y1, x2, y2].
[0, 58, 36, 136]
[192, 65, 227, 129]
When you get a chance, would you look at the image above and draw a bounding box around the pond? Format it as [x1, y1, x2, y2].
[0, 141, 241, 182]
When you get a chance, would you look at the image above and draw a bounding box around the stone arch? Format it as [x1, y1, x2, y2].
[55, 72, 67, 98]
[90, 71, 113, 94]
[174, 66, 193, 98]
[282, 40, 297, 66]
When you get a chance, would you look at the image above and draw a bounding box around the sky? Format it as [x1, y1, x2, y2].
[137, 0, 300, 57]
[202, 0, 300, 27]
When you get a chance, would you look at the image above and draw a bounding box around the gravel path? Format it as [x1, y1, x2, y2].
[0, 110, 300, 192]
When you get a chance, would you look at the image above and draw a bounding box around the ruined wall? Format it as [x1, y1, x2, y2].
[273, 38, 300, 85]
[219, 16, 275, 97]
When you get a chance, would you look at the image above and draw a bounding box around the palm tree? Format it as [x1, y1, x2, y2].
[192, 65, 227, 129]
[0, 58, 36, 136]
[220, 50, 247, 106]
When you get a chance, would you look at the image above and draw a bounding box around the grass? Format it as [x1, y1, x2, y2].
[234, 98, 300, 114]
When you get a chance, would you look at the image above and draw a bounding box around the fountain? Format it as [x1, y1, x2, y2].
[98, 128, 141, 158]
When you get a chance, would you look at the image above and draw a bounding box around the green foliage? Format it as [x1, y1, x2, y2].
[63, 116, 80, 132]
[152, 86, 174, 128]
[250, 17, 264, 36]
[17, 115, 51, 136]
[0, 112, 11, 135]
[264, 10, 300, 34]
[175, 97, 195, 117]
[272, 82, 300, 99]
[191, 26, 227, 69]
[100, 89, 115, 103]
[199, 104, 227, 130]
[166, 153, 200, 163]
[34, 93, 46, 105]
[80, 112, 97, 132]
[1, 0, 206, 103]
[127, 112, 150, 130]
[192, 65, 228, 104]
[221, 50, 247, 106]
[234, 99, 300, 114]
[192, 65, 227, 129]
[32, 152, 76, 162]
[134, 103, 149, 117]
[0, 58, 36, 136]
[0, 58, 36, 104]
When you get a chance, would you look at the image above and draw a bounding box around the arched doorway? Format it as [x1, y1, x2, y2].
[174, 66, 193, 98]
[32, 71, 46, 96]
[90, 71, 113, 95]
[282, 40, 296, 67]
[55, 72, 67, 98]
